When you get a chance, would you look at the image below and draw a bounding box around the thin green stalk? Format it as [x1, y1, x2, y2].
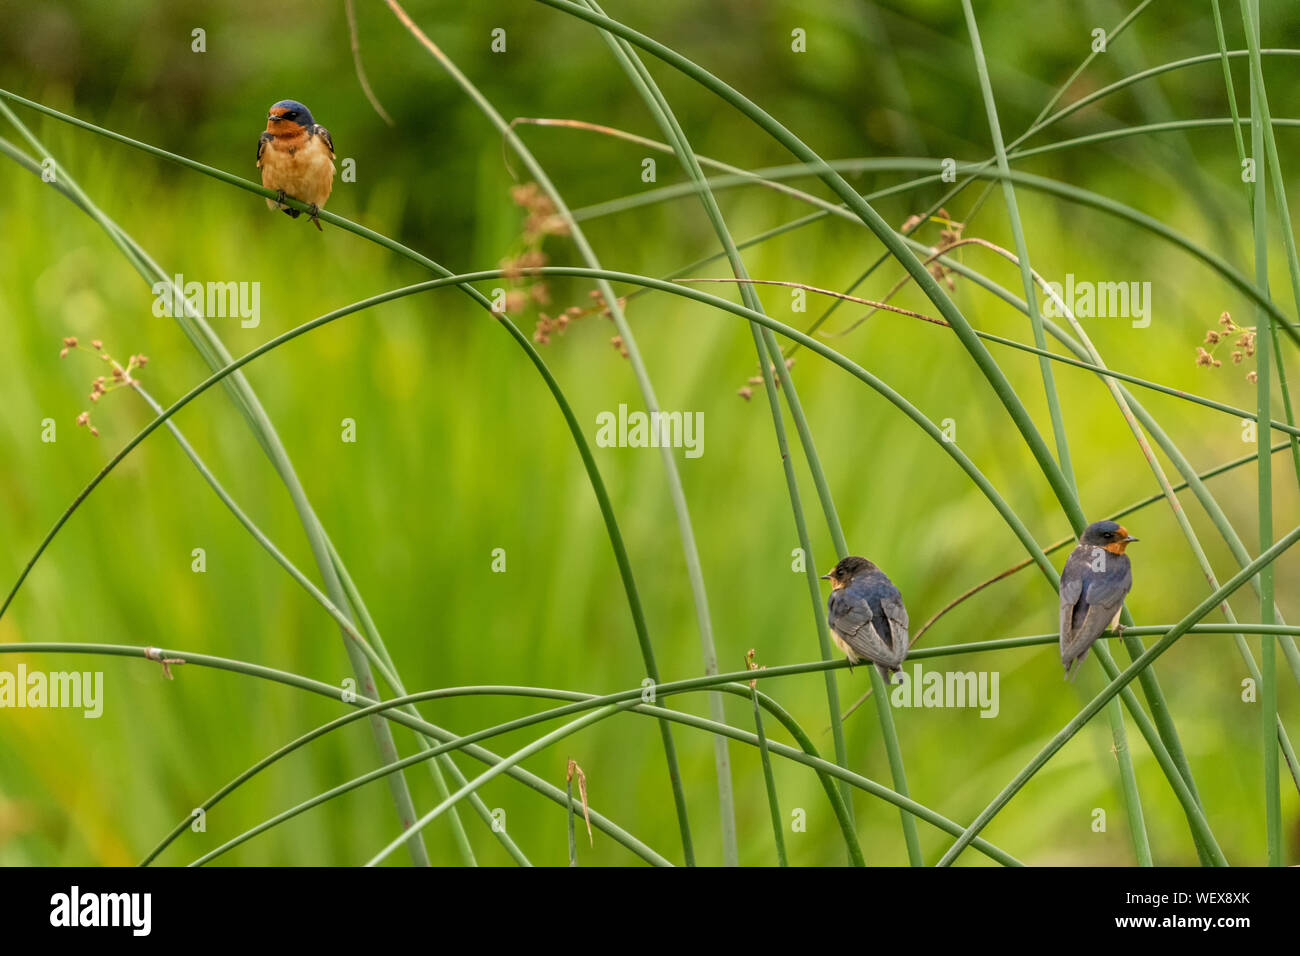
[1030, 0, 1156, 122]
[139, 683, 542, 867]
[751, 678, 789, 866]
[566, 771, 578, 867]
[1212, 1, 1300, 488]
[963, 0, 1077, 497]
[126, 387, 396, 689]
[1026, 49, 1300, 142]
[1091, 644, 1159, 864]
[1242, 0, 1281, 867]
[1211, 0, 1254, 210]
[1095, 643, 1152, 865]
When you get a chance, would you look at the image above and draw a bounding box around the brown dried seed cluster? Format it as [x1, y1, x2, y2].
[499, 182, 574, 326]
[500, 247, 547, 282]
[502, 182, 637, 361]
[533, 295, 629, 348]
[1196, 311, 1256, 382]
[58, 336, 148, 438]
[905, 208, 965, 292]
[511, 182, 570, 242]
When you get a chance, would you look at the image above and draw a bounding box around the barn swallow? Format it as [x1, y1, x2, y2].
[822, 555, 909, 683]
[1059, 520, 1138, 679]
[256, 100, 335, 231]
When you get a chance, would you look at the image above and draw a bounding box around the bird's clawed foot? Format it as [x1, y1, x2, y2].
[308, 203, 323, 231]
[275, 189, 288, 207]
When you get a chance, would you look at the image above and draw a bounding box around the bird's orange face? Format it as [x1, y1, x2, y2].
[266, 104, 309, 139]
[1103, 525, 1137, 554]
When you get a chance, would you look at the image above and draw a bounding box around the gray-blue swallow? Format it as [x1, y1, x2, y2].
[1059, 520, 1139, 679]
[822, 555, 909, 683]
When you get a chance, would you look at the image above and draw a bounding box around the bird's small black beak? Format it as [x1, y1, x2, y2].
[1123, 536, 1139, 543]
[819, 572, 832, 580]
[268, 114, 281, 122]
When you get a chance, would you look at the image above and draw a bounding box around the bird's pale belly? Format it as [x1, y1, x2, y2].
[262, 140, 334, 208]
[830, 628, 861, 662]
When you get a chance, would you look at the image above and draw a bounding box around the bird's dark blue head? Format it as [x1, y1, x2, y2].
[1080, 520, 1139, 550]
[820, 554, 878, 588]
[267, 100, 314, 129]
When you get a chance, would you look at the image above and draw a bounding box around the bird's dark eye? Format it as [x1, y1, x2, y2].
[285, 112, 297, 120]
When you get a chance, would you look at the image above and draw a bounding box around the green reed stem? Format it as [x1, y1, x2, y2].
[1241, 0, 1281, 867]
[751, 676, 789, 866]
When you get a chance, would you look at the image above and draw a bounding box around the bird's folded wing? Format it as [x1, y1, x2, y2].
[830, 590, 905, 666]
[1065, 601, 1120, 656]
[1061, 583, 1130, 662]
[1059, 575, 1084, 645]
[828, 589, 876, 655]
[879, 592, 909, 663]
[314, 125, 335, 158]
[1085, 564, 1132, 610]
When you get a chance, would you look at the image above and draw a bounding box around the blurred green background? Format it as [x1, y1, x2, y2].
[1, 0, 1297, 865]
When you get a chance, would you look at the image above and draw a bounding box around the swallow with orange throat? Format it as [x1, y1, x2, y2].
[1059, 520, 1139, 680]
[256, 100, 335, 231]
[822, 555, 909, 683]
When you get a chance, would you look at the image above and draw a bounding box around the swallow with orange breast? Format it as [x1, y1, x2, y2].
[822, 555, 909, 683]
[1059, 520, 1139, 680]
[256, 100, 335, 231]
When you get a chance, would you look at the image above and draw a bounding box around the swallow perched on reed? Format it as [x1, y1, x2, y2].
[822, 555, 909, 683]
[256, 100, 335, 231]
[1059, 520, 1139, 679]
